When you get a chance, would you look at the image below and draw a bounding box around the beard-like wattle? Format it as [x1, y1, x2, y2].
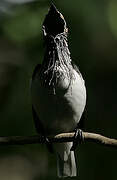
[40, 34, 74, 91]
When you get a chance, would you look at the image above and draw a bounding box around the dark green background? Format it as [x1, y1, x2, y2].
[0, 0, 116, 179]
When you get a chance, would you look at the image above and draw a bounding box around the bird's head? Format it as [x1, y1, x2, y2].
[43, 4, 68, 38]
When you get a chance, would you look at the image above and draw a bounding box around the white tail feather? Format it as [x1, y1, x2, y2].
[54, 142, 77, 178]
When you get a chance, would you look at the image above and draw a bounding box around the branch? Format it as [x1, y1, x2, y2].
[0, 131, 116, 148]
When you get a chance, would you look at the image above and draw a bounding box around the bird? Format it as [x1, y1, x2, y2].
[31, 4, 86, 178]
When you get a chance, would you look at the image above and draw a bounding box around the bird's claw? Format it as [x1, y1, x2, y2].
[43, 136, 54, 153]
[71, 129, 84, 151]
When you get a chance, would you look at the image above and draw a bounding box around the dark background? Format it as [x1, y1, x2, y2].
[0, 0, 116, 179]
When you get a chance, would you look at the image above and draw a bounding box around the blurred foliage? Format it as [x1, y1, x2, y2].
[0, 0, 116, 180]
[3, 6, 47, 42]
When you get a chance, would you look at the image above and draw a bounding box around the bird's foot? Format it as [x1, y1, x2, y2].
[71, 128, 84, 151]
[43, 136, 54, 153]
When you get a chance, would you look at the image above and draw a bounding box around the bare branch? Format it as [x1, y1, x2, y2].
[0, 131, 116, 148]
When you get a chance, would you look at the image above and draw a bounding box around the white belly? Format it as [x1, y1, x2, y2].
[31, 69, 86, 135]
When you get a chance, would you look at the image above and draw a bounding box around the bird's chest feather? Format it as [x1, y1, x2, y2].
[31, 69, 86, 134]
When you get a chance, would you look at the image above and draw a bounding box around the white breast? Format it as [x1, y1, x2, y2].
[31, 69, 86, 135]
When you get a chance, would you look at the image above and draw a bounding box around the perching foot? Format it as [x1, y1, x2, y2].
[71, 128, 84, 151]
[44, 136, 54, 153]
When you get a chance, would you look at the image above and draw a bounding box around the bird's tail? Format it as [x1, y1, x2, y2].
[55, 142, 77, 178]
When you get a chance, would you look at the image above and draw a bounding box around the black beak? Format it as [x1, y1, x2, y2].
[49, 3, 58, 12]
[43, 4, 67, 37]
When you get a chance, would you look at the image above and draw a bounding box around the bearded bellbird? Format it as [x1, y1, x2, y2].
[31, 4, 86, 178]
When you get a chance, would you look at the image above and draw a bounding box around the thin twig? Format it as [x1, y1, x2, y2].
[0, 132, 116, 148]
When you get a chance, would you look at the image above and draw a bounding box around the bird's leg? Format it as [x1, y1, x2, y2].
[71, 128, 84, 151]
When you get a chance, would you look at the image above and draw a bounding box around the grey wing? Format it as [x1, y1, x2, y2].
[32, 64, 45, 135]
[32, 105, 45, 135]
[31, 64, 54, 152]
[32, 105, 54, 153]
